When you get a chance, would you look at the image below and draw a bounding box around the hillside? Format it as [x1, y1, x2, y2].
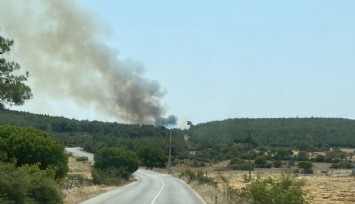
[189, 118, 355, 150]
[0, 109, 186, 154]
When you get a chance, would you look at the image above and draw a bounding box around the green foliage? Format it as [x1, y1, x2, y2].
[92, 168, 125, 186]
[273, 160, 283, 168]
[0, 35, 32, 108]
[0, 109, 188, 162]
[189, 118, 355, 149]
[0, 162, 62, 204]
[94, 147, 139, 180]
[254, 156, 271, 168]
[315, 155, 325, 162]
[229, 158, 254, 170]
[298, 162, 313, 174]
[0, 125, 68, 178]
[325, 149, 347, 162]
[240, 175, 310, 204]
[76, 156, 88, 162]
[297, 151, 309, 161]
[330, 160, 354, 169]
[179, 169, 215, 185]
[137, 145, 167, 169]
[273, 149, 293, 160]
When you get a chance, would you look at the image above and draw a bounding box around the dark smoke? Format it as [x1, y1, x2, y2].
[0, 0, 176, 125]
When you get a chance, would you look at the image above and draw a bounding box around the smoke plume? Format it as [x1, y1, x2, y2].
[0, 0, 176, 125]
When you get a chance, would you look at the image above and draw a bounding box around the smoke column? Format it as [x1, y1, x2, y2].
[0, 0, 176, 125]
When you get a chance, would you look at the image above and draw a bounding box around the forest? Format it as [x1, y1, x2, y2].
[2, 109, 355, 161]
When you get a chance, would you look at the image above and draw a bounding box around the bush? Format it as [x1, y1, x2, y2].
[76, 156, 89, 162]
[229, 158, 254, 170]
[93, 147, 139, 182]
[0, 162, 62, 204]
[315, 155, 325, 162]
[136, 146, 167, 169]
[179, 169, 215, 185]
[330, 160, 354, 169]
[240, 175, 310, 204]
[273, 160, 282, 168]
[92, 168, 124, 186]
[0, 125, 68, 178]
[298, 161, 313, 174]
[254, 156, 271, 168]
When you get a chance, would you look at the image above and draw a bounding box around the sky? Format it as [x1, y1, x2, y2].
[10, 0, 355, 126]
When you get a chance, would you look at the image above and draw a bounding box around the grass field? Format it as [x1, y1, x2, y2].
[172, 159, 355, 204]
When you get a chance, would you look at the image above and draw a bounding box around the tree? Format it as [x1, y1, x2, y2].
[94, 147, 139, 180]
[0, 36, 32, 109]
[0, 125, 68, 178]
[297, 151, 309, 161]
[298, 161, 313, 174]
[254, 156, 271, 168]
[137, 145, 167, 169]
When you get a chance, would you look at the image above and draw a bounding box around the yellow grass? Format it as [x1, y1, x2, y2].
[171, 158, 355, 204]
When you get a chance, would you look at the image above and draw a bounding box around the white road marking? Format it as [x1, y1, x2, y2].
[150, 178, 165, 204]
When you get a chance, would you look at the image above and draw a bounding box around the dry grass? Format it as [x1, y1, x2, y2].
[64, 186, 116, 204]
[303, 175, 355, 204]
[63, 156, 116, 204]
[172, 159, 355, 204]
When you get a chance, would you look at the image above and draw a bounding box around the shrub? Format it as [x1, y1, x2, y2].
[298, 161, 313, 174]
[315, 155, 325, 162]
[0, 125, 68, 178]
[76, 156, 89, 162]
[273, 160, 282, 168]
[180, 169, 216, 185]
[330, 160, 354, 169]
[254, 156, 271, 168]
[240, 175, 310, 204]
[92, 168, 124, 186]
[136, 146, 167, 169]
[93, 147, 139, 182]
[0, 162, 62, 204]
[229, 158, 254, 170]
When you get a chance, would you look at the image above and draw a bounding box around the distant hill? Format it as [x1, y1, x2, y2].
[0, 109, 186, 154]
[2, 109, 355, 153]
[189, 118, 355, 149]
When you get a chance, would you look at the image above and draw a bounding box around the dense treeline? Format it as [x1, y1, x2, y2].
[189, 118, 355, 150]
[0, 109, 187, 159]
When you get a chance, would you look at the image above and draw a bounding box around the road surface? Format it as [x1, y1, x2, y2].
[66, 147, 205, 204]
[65, 147, 94, 162]
[80, 169, 205, 204]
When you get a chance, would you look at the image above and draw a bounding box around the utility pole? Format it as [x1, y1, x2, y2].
[168, 130, 172, 174]
[247, 129, 252, 180]
[238, 129, 258, 180]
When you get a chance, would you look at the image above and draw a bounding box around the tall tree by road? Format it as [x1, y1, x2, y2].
[0, 35, 32, 109]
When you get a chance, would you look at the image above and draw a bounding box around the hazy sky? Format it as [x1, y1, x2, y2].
[12, 0, 355, 125]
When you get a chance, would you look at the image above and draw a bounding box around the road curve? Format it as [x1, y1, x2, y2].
[80, 169, 205, 204]
[65, 147, 94, 162]
[65, 147, 205, 204]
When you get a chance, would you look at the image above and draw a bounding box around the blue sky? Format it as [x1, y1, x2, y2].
[14, 0, 355, 124]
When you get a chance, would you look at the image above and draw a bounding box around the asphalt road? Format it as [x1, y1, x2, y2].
[65, 147, 94, 162]
[80, 169, 205, 204]
[65, 147, 205, 204]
